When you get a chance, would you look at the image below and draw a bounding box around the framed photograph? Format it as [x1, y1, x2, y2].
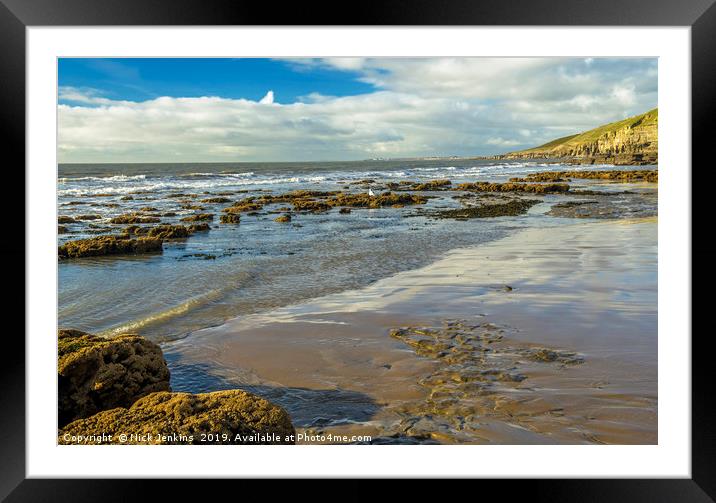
[3, 0, 707, 497]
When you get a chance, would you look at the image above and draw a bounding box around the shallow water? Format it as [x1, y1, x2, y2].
[58, 160, 657, 342]
[162, 218, 657, 444]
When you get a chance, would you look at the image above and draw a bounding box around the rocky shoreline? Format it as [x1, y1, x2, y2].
[57, 169, 658, 259]
[58, 329, 295, 444]
[494, 152, 657, 166]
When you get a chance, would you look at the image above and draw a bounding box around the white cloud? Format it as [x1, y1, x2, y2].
[486, 137, 522, 147]
[259, 90, 275, 104]
[611, 84, 636, 106]
[58, 58, 657, 162]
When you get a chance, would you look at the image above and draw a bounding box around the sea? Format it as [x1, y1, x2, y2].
[57, 159, 657, 342]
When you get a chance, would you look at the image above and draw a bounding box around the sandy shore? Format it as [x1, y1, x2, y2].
[163, 216, 657, 444]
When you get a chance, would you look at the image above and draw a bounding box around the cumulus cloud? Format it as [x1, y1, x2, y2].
[58, 58, 657, 162]
[259, 90, 275, 104]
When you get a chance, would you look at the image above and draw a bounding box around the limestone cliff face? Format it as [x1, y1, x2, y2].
[501, 108, 658, 165]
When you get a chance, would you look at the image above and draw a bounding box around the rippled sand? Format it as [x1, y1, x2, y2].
[162, 217, 657, 444]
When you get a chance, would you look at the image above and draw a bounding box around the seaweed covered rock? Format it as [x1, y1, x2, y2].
[59, 390, 296, 445]
[57, 329, 170, 427]
[220, 213, 241, 224]
[110, 213, 161, 224]
[274, 214, 292, 223]
[167, 193, 198, 199]
[456, 182, 569, 194]
[58, 235, 163, 259]
[389, 179, 452, 191]
[292, 199, 331, 212]
[58, 216, 76, 224]
[188, 223, 211, 233]
[327, 191, 428, 208]
[180, 204, 204, 211]
[180, 213, 214, 222]
[201, 197, 231, 203]
[223, 200, 264, 214]
[123, 223, 209, 239]
[147, 224, 191, 239]
[430, 199, 540, 219]
[517, 169, 658, 183]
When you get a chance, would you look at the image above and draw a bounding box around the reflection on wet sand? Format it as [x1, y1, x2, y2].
[162, 217, 657, 444]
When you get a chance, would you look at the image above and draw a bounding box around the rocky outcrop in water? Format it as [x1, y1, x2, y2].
[180, 213, 214, 222]
[57, 329, 296, 444]
[388, 179, 453, 191]
[456, 182, 570, 193]
[426, 199, 540, 219]
[59, 390, 296, 445]
[512, 169, 657, 183]
[222, 190, 429, 215]
[109, 213, 161, 224]
[58, 329, 171, 426]
[58, 235, 163, 259]
[220, 213, 241, 223]
[201, 197, 231, 203]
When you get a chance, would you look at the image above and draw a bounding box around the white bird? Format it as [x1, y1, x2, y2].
[368, 188, 375, 197]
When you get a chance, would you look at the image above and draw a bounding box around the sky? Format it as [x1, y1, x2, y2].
[58, 57, 657, 163]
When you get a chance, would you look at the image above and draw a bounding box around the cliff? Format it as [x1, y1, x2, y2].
[499, 108, 658, 165]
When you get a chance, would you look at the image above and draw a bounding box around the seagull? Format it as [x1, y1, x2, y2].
[368, 188, 375, 197]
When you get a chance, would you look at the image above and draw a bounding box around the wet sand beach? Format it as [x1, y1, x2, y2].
[163, 216, 657, 444]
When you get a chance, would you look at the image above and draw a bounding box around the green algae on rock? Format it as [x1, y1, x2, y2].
[515, 169, 657, 183]
[109, 213, 162, 224]
[456, 182, 570, 194]
[223, 200, 264, 214]
[388, 179, 453, 191]
[59, 390, 296, 445]
[429, 199, 540, 219]
[147, 224, 192, 239]
[220, 213, 241, 224]
[122, 223, 210, 239]
[291, 199, 332, 212]
[188, 223, 211, 233]
[326, 191, 428, 208]
[180, 213, 214, 222]
[58, 329, 171, 427]
[201, 197, 232, 203]
[58, 235, 163, 259]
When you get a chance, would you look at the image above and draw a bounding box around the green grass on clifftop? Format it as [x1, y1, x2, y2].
[512, 108, 658, 156]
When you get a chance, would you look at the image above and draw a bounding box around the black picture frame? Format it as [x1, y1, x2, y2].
[1, 0, 705, 498]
